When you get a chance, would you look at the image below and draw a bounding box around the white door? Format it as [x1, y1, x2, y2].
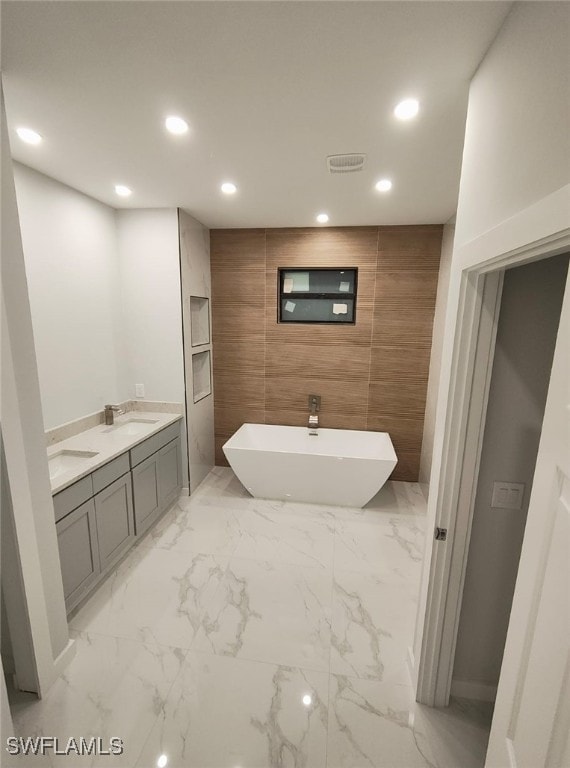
[485, 266, 570, 768]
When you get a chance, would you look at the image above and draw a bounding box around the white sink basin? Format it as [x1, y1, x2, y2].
[48, 450, 99, 479]
[102, 418, 158, 436]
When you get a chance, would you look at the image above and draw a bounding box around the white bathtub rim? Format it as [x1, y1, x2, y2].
[223, 423, 398, 462]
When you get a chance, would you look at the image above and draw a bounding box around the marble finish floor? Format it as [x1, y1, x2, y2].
[9, 468, 492, 767]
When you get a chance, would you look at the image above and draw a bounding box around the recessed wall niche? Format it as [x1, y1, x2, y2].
[192, 349, 211, 403]
[178, 208, 215, 494]
[190, 296, 210, 347]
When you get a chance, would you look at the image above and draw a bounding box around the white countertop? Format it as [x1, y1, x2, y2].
[48, 412, 183, 494]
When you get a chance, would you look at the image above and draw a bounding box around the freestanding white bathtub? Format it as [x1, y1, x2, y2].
[223, 424, 397, 508]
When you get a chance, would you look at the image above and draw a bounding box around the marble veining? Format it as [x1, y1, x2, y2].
[250, 664, 329, 767]
[334, 514, 425, 579]
[327, 675, 438, 768]
[386, 517, 425, 561]
[233, 503, 336, 570]
[10, 468, 492, 768]
[9, 632, 186, 767]
[45, 401, 183, 446]
[129, 400, 184, 415]
[135, 653, 329, 768]
[194, 557, 332, 670]
[69, 546, 228, 650]
[331, 577, 392, 681]
[331, 570, 417, 682]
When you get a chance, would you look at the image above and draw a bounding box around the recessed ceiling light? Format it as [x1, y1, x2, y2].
[16, 127, 42, 145]
[302, 694, 312, 707]
[316, 213, 329, 224]
[221, 182, 237, 195]
[165, 116, 189, 135]
[114, 184, 132, 197]
[157, 755, 168, 768]
[375, 179, 393, 192]
[394, 98, 419, 121]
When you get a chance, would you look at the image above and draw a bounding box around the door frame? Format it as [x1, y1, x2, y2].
[416, 222, 570, 707]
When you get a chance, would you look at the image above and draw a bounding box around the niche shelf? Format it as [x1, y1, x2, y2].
[190, 296, 210, 347]
[192, 349, 211, 403]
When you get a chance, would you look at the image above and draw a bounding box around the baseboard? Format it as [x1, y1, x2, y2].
[52, 638, 76, 684]
[450, 678, 497, 702]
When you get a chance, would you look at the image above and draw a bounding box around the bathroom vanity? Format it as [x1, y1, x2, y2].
[49, 414, 182, 613]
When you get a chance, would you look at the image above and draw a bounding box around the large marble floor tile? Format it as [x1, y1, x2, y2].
[369, 481, 427, 513]
[70, 546, 227, 649]
[10, 471, 492, 768]
[391, 481, 428, 514]
[411, 697, 494, 768]
[329, 481, 427, 524]
[331, 569, 417, 683]
[193, 557, 333, 671]
[137, 652, 329, 768]
[334, 514, 425, 579]
[326, 676, 437, 768]
[238, 496, 339, 524]
[232, 501, 336, 570]
[190, 465, 252, 505]
[10, 632, 186, 767]
[143, 498, 242, 558]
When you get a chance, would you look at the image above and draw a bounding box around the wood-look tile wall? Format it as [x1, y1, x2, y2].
[211, 226, 443, 481]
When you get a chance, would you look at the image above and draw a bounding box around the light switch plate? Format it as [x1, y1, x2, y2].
[491, 481, 525, 510]
[135, 383, 145, 398]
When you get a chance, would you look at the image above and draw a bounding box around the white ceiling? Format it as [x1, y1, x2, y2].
[3, 1, 512, 228]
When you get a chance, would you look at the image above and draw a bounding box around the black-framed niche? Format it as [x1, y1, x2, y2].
[278, 268, 357, 323]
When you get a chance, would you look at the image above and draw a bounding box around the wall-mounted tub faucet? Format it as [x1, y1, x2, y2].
[104, 404, 124, 426]
[308, 394, 321, 435]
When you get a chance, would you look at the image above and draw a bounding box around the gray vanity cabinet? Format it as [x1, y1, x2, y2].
[94, 474, 134, 572]
[131, 435, 182, 535]
[158, 438, 182, 510]
[56, 499, 101, 612]
[131, 452, 161, 536]
[54, 420, 182, 614]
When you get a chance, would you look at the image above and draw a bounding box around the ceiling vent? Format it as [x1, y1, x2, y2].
[327, 153, 366, 174]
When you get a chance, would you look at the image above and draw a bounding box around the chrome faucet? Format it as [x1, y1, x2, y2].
[104, 404, 124, 426]
[308, 394, 321, 436]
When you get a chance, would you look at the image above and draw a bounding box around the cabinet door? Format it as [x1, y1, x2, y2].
[56, 499, 100, 613]
[94, 474, 134, 573]
[131, 452, 160, 536]
[158, 437, 182, 511]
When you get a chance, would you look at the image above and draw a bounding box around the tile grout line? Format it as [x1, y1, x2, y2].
[131, 642, 194, 767]
[324, 514, 341, 767]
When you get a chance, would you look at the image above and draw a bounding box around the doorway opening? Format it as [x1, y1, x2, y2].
[451, 253, 568, 716]
[416, 239, 569, 768]
[417, 229, 570, 710]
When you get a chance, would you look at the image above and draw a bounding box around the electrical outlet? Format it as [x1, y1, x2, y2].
[135, 383, 145, 398]
[491, 482, 525, 510]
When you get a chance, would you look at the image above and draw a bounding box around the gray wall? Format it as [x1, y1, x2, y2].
[453, 254, 569, 695]
[2, 88, 70, 693]
[14, 163, 128, 428]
